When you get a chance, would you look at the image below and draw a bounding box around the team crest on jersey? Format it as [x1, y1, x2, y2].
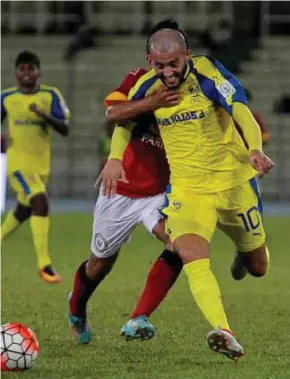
[172, 200, 183, 211]
[188, 83, 200, 97]
[94, 233, 108, 252]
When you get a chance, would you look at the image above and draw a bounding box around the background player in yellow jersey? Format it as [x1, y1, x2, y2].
[101, 20, 274, 360]
[1, 51, 70, 283]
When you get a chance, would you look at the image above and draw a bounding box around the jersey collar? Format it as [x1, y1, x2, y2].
[18, 85, 41, 94]
[181, 59, 195, 84]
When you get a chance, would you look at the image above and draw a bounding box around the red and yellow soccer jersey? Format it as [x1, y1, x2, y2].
[104, 68, 170, 198]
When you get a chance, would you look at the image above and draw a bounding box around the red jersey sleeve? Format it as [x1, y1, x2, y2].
[104, 68, 147, 107]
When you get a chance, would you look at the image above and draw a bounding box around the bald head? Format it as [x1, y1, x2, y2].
[148, 29, 187, 55]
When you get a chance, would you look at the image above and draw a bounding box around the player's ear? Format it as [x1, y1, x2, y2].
[146, 54, 154, 68]
[185, 49, 192, 59]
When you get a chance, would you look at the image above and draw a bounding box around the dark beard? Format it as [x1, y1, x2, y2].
[159, 63, 188, 89]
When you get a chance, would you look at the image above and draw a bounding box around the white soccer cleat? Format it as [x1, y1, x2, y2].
[207, 329, 244, 361]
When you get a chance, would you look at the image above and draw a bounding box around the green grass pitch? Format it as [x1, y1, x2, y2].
[2, 213, 290, 379]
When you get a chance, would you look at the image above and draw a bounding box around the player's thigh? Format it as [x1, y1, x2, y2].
[9, 171, 47, 207]
[140, 192, 168, 242]
[218, 179, 265, 252]
[162, 186, 217, 253]
[90, 192, 139, 258]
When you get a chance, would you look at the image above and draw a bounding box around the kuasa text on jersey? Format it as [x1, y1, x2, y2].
[156, 110, 205, 126]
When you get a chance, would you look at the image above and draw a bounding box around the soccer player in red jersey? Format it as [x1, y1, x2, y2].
[69, 68, 183, 344]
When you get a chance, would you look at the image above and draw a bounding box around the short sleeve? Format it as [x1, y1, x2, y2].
[50, 88, 70, 120]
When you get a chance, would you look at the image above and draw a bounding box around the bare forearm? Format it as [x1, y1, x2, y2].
[41, 113, 69, 136]
[106, 97, 157, 124]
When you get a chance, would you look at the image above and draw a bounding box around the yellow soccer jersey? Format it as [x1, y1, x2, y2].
[1, 84, 70, 176]
[128, 56, 257, 193]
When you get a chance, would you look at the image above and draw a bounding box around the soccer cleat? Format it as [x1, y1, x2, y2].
[231, 252, 248, 281]
[120, 315, 156, 341]
[68, 292, 92, 345]
[39, 265, 61, 283]
[69, 314, 92, 345]
[207, 329, 244, 361]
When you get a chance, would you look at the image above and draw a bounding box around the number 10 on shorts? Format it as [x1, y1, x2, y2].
[237, 206, 260, 232]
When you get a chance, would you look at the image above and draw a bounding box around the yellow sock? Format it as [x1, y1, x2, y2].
[1, 210, 21, 241]
[183, 258, 230, 330]
[30, 216, 52, 269]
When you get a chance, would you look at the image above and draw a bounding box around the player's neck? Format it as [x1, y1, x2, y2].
[18, 84, 40, 94]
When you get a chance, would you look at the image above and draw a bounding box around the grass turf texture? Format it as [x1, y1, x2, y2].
[1, 214, 290, 379]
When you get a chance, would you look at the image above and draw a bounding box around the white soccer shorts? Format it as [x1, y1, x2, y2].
[90, 190, 165, 258]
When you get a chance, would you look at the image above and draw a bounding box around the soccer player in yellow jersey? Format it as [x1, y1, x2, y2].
[101, 20, 274, 360]
[1, 51, 70, 283]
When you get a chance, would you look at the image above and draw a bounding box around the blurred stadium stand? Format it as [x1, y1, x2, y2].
[1, 1, 290, 200]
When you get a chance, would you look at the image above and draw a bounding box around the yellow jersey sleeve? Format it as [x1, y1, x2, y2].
[194, 56, 248, 115]
[45, 86, 70, 121]
[194, 56, 262, 151]
[232, 103, 262, 151]
[1, 87, 18, 123]
[108, 125, 134, 160]
[128, 70, 160, 101]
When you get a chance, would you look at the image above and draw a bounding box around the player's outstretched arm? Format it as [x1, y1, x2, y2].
[106, 84, 179, 124]
[96, 125, 132, 197]
[232, 103, 274, 176]
[197, 56, 274, 177]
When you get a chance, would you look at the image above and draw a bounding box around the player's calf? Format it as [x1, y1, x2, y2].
[1, 203, 31, 242]
[86, 253, 118, 281]
[246, 244, 270, 277]
[232, 244, 269, 280]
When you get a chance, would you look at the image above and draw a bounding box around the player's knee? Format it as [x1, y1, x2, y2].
[14, 203, 32, 223]
[173, 235, 209, 264]
[159, 249, 183, 272]
[30, 193, 49, 216]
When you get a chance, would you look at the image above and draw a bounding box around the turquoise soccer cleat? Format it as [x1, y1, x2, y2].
[69, 314, 92, 345]
[68, 292, 92, 344]
[120, 315, 156, 341]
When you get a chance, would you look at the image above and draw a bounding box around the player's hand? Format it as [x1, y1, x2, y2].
[95, 159, 128, 198]
[150, 84, 180, 108]
[250, 150, 274, 177]
[29, 103, 45, 117]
